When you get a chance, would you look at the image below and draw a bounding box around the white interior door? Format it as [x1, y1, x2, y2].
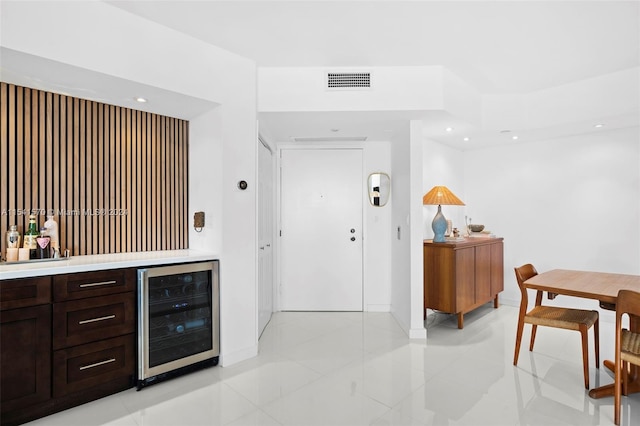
[258, 138, 274, 337]
[280, 148, 363, 311]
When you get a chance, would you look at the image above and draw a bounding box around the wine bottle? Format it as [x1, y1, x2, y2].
[23, 214, 39, 259]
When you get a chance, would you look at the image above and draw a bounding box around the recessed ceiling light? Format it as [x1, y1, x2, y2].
[512, 135, 519, 140]
[594, 123, 604, 128]
[463, 137, 470, 142]
[445, 127, 454, 132]
[135, 97, 147, 103]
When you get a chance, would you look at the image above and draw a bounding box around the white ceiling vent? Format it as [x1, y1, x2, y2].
[326, 72, 371, 90]
[292, 136, 368, 142]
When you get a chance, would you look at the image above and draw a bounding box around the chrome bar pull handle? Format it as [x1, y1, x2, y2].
[79, 358, 116, 371]
[79, 314, 116, 325]
[79, 280, 117, 288]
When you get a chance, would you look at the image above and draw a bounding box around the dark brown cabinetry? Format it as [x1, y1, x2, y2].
[0, 269, 136, 425]
[0, 277, 52, 425]
[423, 238, 504, 329]
[52, 269, 136, 400]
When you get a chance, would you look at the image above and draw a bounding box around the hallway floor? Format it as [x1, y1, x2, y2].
[26, 304, 639, 425]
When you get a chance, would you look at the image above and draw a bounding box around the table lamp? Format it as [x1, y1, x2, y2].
[422, 186, 465, 242]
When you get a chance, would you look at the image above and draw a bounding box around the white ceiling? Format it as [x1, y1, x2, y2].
[93, 1, 640, 147]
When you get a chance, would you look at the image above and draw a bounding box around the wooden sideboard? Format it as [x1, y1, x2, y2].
[423, 237, 504, 329]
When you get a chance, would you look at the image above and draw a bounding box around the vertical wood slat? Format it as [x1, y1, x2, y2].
[53, 93, 60, 242]
[1, 83, 8, 257]
[1, 83, 188, 258]
[97, 102, 104, 254]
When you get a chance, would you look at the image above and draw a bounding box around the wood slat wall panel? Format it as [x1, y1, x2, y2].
[1, 82, 189, 258]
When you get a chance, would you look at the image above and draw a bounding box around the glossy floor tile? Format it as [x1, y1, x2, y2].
[26, 305, 639, 425]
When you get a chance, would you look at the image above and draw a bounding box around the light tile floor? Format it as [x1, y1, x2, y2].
[26, 304, 639, 425]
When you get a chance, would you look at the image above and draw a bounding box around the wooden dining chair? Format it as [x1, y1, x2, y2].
[614, 289, 640, 425]
[513, 264, 599, 389]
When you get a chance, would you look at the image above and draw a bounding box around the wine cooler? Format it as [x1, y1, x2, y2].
[137, 260, 219, 389]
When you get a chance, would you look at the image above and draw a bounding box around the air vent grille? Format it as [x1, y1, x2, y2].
[327, 72, 371, 89]
[292, 136, 368, 142]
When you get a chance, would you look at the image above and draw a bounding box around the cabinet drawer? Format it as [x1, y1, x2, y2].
[0, 276, 51, 310]
[53, 334, 135, 397]
[53, 268, 135, 301]
[53, 292, 135, 349]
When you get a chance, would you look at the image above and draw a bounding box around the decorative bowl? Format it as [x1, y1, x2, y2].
[469, 224, 485, 232]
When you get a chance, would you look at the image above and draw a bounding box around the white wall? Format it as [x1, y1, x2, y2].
[1, 1, 259, 366]
[422, 138, 467, 239]
[463, 126, 640, 319]
[363, 141, 393, 311]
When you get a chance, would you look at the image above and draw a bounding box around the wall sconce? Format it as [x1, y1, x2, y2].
[194, 211, 204, 233]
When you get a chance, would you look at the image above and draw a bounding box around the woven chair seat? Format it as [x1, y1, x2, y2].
[621, 329, 640, 366]
[526, 306, 599, 330]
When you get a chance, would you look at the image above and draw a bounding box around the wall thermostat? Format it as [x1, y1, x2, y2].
[238, 180, 248, 190]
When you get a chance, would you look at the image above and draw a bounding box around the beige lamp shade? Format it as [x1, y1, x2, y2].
[422, 186, 465, 206]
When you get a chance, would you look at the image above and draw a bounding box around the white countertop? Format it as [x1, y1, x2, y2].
[0, 250, 219, 280]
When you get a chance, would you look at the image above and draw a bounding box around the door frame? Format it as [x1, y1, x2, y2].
[257, 135, 275, 336]
[275, 142, 366, 311]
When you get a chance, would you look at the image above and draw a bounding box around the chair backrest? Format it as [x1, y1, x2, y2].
[616, 290, 640, 321]
[514, 264, 538, 313]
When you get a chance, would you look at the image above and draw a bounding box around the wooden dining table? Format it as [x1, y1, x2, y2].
[524, 269, 640, 399]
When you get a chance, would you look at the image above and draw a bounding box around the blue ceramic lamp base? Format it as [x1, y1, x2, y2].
[432, 205, 447, 243]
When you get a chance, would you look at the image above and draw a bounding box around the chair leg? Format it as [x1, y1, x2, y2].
[622, 360, 629, 396]
[615, 356, 622, 425]
[580, 325, 590, 389]
[514, 319, 525, 365]
[529, 324, 538, 351]
[594, 318, 600, 368]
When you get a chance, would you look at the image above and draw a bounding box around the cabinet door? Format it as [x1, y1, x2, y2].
[455, 247, 476, 311]
[490, 241, 504, 295]
[0, 304, 52, 413]
[475, 244, 492, 303]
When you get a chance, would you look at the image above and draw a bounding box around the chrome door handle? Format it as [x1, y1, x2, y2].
[79, 280, 117, 288]
[79, 314, 116, 325]
[79, 358, 116, 370]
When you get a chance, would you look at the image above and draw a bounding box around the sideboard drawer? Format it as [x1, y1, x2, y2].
[53, 292, 135, 350]
[53, 334, 135, 397]
[53, 268, 135, 301]
[0, 276, 51, 310]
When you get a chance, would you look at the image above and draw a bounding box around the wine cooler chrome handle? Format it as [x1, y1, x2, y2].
[79, 280, 117, 288]
[79, 314, 116, 325]
[79, 358, 116, 371]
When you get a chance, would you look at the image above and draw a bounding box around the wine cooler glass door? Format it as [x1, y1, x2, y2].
[138, 261, 219, 383]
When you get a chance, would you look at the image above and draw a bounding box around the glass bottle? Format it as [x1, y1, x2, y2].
[6, 225, 21, 249]
[44, 215, 59, 254]
[23, 214, 39, 259]
[37, 227, 51, 259]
